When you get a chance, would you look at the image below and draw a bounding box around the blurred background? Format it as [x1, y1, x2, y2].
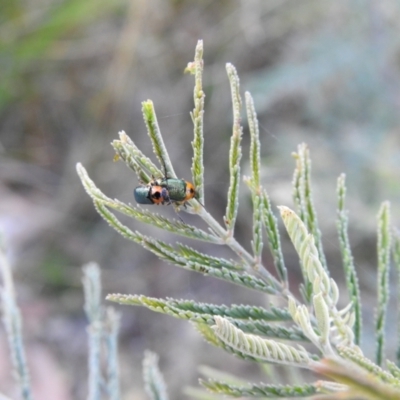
[1, 0, 400, 398]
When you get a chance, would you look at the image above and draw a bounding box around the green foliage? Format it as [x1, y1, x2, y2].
[77, 165, 220, 243]
[245, 91, 288, 284]
[188, 40, 205, 205]
[292, 144, 327, 273]
[394, 229, 400, 365]
[375, 202, 391, 366]
[200, 379, 317, 398]
[224, 63, 243, 233]
[336, 174, 362, 345]
[211, 316, 312, 365]
[142, 100, 177, 179]
[75, 41, 400, 399]
[113, 132, 162, 184]
[107, 294, 306, 341]
[260, 187, 287, 286]
[292, 145, 327, 303]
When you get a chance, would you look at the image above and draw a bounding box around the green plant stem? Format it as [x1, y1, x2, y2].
[197, 205, 283, 294]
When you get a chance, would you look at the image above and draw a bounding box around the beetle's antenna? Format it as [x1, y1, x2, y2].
[160, 156, 169, 179]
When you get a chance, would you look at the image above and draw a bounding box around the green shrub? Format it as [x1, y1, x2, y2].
[76, 40, 400, 400]
[2, 40, 400, 400]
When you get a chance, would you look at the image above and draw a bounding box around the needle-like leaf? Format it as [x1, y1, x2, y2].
[224, 63, 243, 234]
[375, 201, 391, 366]
[336, 174, 361, 345]
[189, 40, 205, 204]
[142, 99, 177, 178]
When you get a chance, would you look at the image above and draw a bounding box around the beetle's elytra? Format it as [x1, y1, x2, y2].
[133, 184, 170, 205]
[134, 178, 196, 206]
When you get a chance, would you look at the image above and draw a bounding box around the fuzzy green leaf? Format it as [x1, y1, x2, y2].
[375, 201, 391, 366]
[107, 294, 307, 341]
[123, 294, 220, 329]
[190, 40, 205, 204]
[232, 320, 307, 342]
[202, 267, 280, 295]
[278, 206, 326, 299]
[107, 294, 305, 341]
[278, 207, 331, 299]
[107, 295, 292, 321]
[91, 211, 221, 273]
[260, 189, 287, 285]
[336, 174, 361, 345]
[393, 229, 400, 366]
[279, 206, 355, 348]
[224, 63, 243, 233]
[292, 144, 327, 271]
[95, 209, 280, 294]
[112, 201, 216, 242]
[142, 100, 176, 178]
[245, 92, 261, 189]
[387, 360, 400, 380]
[193, 322, 281, 363]
[212, 316, 312, 367]
[252, 193, 263, 261]
[112, 131, 162, 184]
[165, 299, 292, 322]
[245, 92, 264, 262]
[337, 345, 400, 387]
[104, 234, 285, 296]
[283, 175, 312, 303]
[244, 178, 263, 263]
[177, 244, 243, 271]
[201, 379, 318, 398]
[194, 322, 225, 349]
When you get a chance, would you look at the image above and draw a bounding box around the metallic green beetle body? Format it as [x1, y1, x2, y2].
[156, 178, 195, 203]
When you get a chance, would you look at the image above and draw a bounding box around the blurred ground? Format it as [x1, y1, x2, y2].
[1, 0, 400, 398]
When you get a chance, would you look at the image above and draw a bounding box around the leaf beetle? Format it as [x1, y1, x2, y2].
[133, 156, 197, 206]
